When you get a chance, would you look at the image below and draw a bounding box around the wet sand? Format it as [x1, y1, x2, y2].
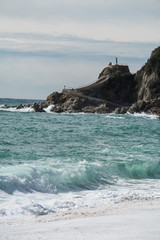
[1, 199, 160, 240]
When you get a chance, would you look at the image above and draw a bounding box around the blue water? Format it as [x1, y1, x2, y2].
[0, 98, 160, 219]
[0, 98, 43, 107]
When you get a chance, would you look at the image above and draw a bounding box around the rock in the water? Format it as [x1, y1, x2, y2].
[16, 104, 25, 109]
[31, 103, 45, 112]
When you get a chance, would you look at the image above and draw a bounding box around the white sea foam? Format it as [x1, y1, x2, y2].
[43, 105, 55, 113]
[1, 199, 160, 240]
[105, 114, 124, 119]
[17, 107, 35, 112]
[0, 178, 160, 221]
[0, 106, 35, 112]
[127, 111, 159, 119]
[0, 104, 6, 108]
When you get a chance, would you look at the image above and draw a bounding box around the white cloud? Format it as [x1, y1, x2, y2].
[0, 32, 157, 59]
[0, 32, 158, 99]
[0, 0, 160, 42]
[0, 0, 159, 98]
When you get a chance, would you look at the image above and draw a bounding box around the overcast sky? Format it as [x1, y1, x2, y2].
[0, 0, 160, 99]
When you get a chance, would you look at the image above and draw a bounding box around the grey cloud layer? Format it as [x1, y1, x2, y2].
[1, 0, 159, 23]
[0, 32, 157, 60]
[0, 0, 159, 98]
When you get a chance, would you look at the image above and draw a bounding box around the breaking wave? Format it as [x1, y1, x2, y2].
[0, 106, 35, 112]
[0, 159, 160, 195]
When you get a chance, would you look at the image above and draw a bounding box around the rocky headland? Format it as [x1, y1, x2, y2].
[5, 46, 160, 115]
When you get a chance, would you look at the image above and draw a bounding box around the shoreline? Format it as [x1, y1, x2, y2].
[1, 198, 160, 240]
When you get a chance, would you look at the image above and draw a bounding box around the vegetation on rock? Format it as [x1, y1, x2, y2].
[145, 46, 160, 76]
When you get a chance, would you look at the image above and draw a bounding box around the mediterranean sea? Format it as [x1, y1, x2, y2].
[0, 98, 160, 222]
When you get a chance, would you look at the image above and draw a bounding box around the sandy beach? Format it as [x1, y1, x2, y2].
[1, 199, 160, 240]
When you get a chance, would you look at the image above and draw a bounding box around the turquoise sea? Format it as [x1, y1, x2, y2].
[0, 98, 160, 221]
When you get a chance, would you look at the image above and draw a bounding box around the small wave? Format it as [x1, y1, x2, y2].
[1, 181, 160, 218]
[116, 161, 160, 179]
[1, 159, 160, 196]
[105, 114, 124, 119]
[0, 106, 35, 112]
[127, 111, 159, 119]
[0, 161, 160, 218]
[0, 104, 6, 108]
[0, 162, 113, 195]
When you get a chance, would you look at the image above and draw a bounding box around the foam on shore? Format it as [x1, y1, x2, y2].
[0, 199, 160, 240]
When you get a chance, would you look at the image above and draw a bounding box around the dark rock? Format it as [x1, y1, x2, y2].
[74, 66, 136, 105]
[45, 92, 66, 105]
[136, 46, 160, 102]
[31, 103, 45, 112]
[0, 104, 9, 109]
[16, 104, 25, 109]
[82, 106, 96, 113]
[54, 107, 63, 113]
[114, 106, 128, 114]
[94, 104, 111, 114]
[98, 64, 130, 78]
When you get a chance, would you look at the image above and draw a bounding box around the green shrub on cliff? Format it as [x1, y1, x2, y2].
[145, 46, 160, 76]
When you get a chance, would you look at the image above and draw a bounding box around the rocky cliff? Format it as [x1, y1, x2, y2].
[10, 46, 160, 115]
[128, 46, 160, 115]
[75, 64, 136, 104]
[35, 46, 160, 115]
[136, 47, 160, 102]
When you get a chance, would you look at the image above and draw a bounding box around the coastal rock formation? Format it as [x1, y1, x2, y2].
[128, 46, 160, 114]
[76, 64, 136, 104]
[98, 63, 130, 78]
[14, 46, 160, 115]
[40, 63, 137, 113]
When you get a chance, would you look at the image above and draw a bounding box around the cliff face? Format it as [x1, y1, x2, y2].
[87, 73, 135, 104]
[74, 64, 136, 104]
[128, 46, 160, 115]
[138, 72, 160, 101]
[137, 47, 160, 102]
